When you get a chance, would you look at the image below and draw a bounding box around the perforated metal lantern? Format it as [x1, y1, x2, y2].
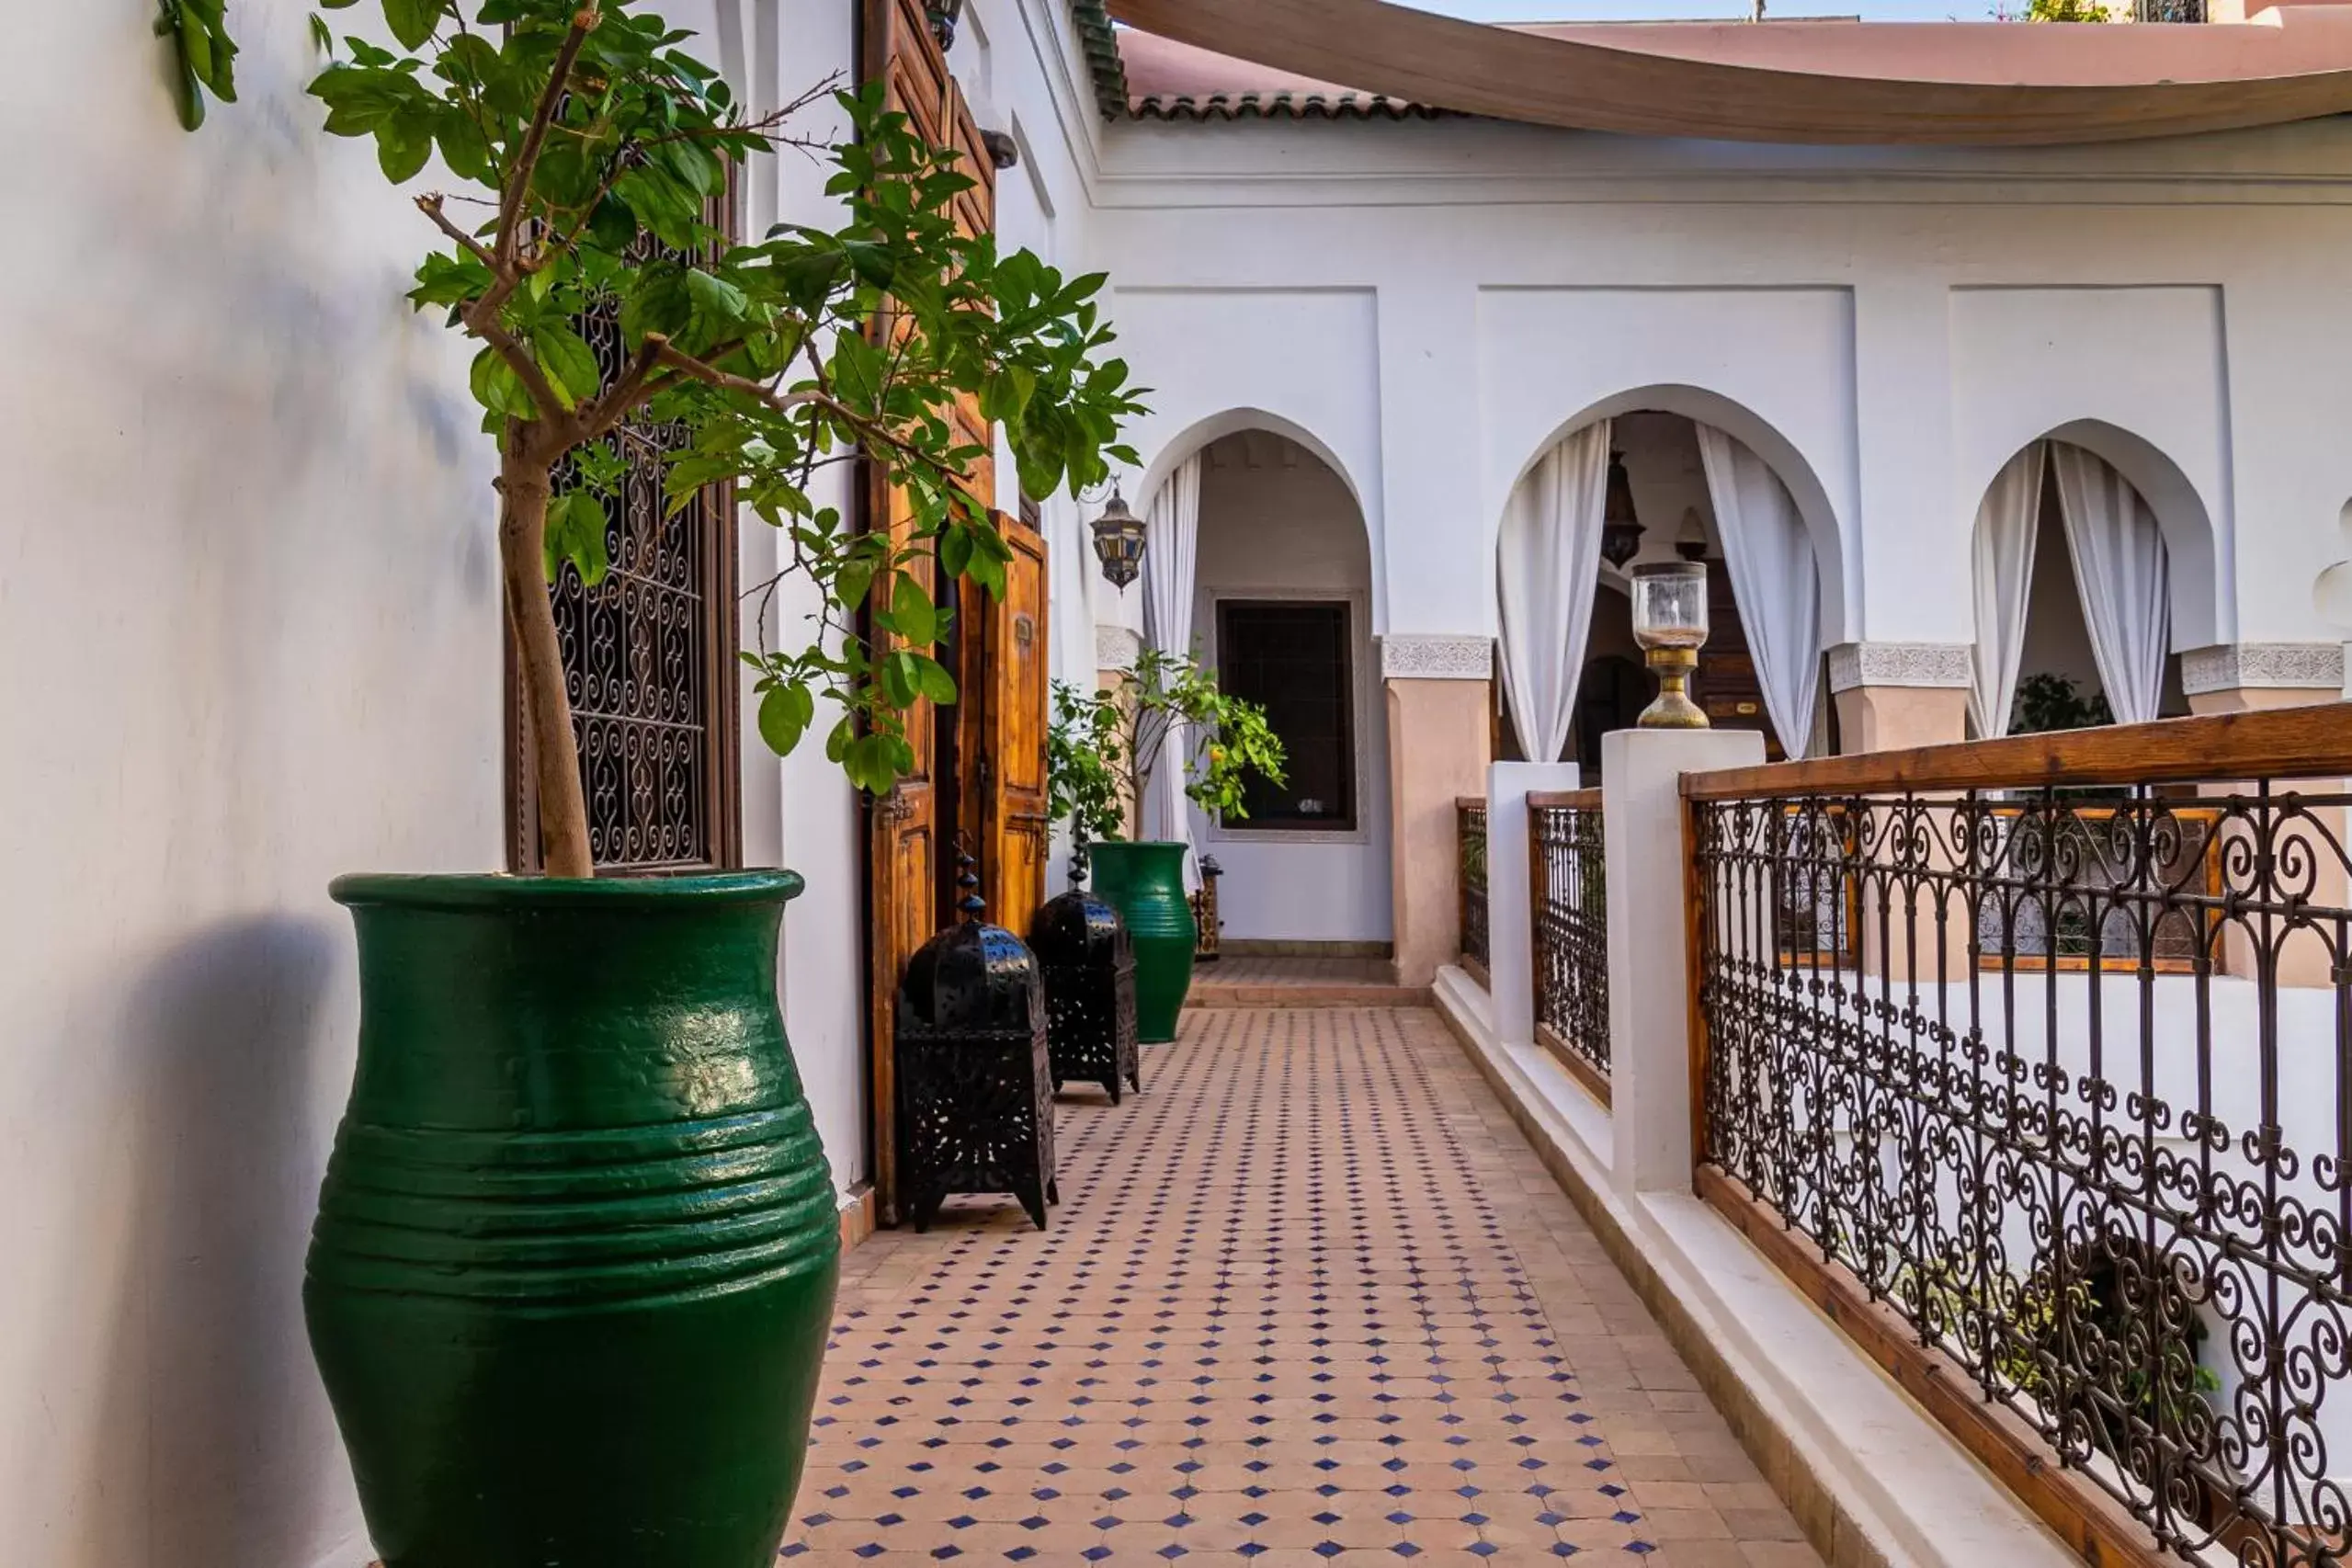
[894, 873, 1058, 1232]
[1029, 881, 1142, 1105]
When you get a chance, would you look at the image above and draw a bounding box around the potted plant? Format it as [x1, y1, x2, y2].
[1048, 648, 1284, 1040]
[220, 5, 1142, 1565]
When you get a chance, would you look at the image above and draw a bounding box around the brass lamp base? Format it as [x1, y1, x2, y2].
[1637, 647, 1710, 730]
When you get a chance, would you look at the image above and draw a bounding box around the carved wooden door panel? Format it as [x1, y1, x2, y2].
[976, 518, 1051, 935]
[863, 0, 996, 1221]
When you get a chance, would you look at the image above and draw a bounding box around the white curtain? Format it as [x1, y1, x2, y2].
[1697, 426, 1822, 760]
[2051, 444, 2170, 725]
[1969, 442, 2048, 740]
[1141, 456, 1203, 868]
[1496, 421, 1612, 765]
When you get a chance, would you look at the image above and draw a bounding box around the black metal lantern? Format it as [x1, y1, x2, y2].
[1190, 854, 1224, 963]
[894, 858, 1058, 1231]
[1090, 488, 1147, 591]
[1029, 855, 1142, 1105]
[1599, 451, 1644, 569]
[925, 0, 965, 48]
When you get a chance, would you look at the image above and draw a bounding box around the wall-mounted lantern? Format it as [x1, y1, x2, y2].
[1089, 489, 1147, 592]
[926, 0, 965, 48]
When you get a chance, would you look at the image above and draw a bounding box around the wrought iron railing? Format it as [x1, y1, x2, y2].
[1530, 790, 1610, 1098]
[1684, 706, 2352, 1568]
[1458, 798, 1490, 983]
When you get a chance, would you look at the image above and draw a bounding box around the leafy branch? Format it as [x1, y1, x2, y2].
[287, 0, 1143, 874]
[1047, 650, 1286, 844]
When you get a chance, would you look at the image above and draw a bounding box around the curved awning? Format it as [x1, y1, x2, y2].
[1102, 0, 2352, 144]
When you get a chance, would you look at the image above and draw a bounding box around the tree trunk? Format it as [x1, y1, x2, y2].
[500, 442, 596, 878]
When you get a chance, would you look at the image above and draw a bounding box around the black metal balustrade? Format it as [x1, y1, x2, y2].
[1458, 799, 1491, 983]
[1530, 790, 1610, 1100]
[1685, 707, 2352, 1568]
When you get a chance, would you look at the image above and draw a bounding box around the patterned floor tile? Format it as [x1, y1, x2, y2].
[785, 1007, 1820, 1566]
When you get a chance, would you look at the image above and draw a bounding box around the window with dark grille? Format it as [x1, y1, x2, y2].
[507, 200, 742, 874]
[1215, 600, 1356, 832]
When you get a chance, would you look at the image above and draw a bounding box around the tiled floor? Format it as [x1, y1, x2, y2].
[786, 1006, 1820, 1566]
[1188, 956, 1423, 1009]
[1196, 956, 1395, 988]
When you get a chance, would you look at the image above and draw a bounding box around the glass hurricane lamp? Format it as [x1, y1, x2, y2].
[1630, 561, 1710, 729]
[1089, 489, 1147, 592]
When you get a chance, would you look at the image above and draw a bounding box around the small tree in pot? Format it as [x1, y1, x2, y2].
[1048, 649, 1283, 1041]
[221, 5, 1143, 1564]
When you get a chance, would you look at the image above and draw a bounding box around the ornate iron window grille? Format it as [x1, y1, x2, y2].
[1692, 775, 2352, 1567]
[507, 196, 742, 875]
[1531, 791, 1609, 1097]
[1458, 799, 1490, 983]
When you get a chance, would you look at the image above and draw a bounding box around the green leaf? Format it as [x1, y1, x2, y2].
[382, 0, 443, 51]
[915, 658, 959, 705]
[535, 324, 602, 410]
[376, 120, 432, 183]
[758, 683, 815, 756]
[545, 491, 612, 587]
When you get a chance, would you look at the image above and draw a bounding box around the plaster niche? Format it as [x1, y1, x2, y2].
[2317, 498, 2352, 631]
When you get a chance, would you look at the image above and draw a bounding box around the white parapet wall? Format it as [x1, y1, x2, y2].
[1435, 725, 2084, 1568]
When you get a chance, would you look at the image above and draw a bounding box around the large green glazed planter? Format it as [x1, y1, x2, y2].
[1088, 841, 1195, 1043]
[308, 872, 840, 1568]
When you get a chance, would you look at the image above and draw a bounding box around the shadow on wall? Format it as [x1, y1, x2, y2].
[84, 916, 348, 1568]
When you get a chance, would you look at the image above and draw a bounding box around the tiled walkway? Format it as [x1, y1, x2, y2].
[785, 1007, 1820, 1567]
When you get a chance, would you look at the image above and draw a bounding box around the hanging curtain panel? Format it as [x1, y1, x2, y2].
[1696, 426, 1823, 760]
[1969, 441, 2049, 740]
[1496, 420, 1612, 766]
[2051, 443, 2171, 726]
[1141, 455, 1204, 877]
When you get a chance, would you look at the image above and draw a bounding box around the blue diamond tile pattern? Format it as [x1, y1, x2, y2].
[781, 1005, 1821, 1565]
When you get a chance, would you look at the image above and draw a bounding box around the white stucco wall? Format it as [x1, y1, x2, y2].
[1079, 105, 2352, 669]
[0, 6, 497, 1564]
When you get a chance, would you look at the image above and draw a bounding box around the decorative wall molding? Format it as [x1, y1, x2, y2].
[1826, 642, 1975, 693]
[2180, 642, 2346, 696]
[1380, 634, 1493, 682]
[1095, 623, 1142, 669]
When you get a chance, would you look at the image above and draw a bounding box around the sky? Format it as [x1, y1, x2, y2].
[1404, 0, 2008, 20]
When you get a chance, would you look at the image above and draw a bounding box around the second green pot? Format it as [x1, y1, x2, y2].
[1088, 840, 1196, 1042]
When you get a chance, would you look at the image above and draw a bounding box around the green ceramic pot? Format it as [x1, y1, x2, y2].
[1088, 841, 1195, 1043]
[308, 872, 839, 1568]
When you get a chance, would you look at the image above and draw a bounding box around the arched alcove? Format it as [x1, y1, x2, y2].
[1963, 418, 2223, 657]
[1498, 397, 1835, 769]
[1506, 383, 1849, 648]
[1967, 424, 2214, 734]
[1144, 424, 1396, 947]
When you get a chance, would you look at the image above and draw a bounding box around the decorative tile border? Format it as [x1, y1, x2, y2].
[2180, 642, 2346, 696]
[1380, 633, 1494, 682]
[1825, 642, 1974, 693]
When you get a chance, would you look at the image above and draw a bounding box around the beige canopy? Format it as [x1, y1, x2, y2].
[1106, 0, 2352, 144]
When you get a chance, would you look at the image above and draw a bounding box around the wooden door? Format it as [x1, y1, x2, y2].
[863, 0, 996, 1221]
[960, 517, 1051, 936]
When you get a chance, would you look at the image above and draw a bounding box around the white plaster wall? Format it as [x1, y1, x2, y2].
[1078, 101, 2352, 665]
[1186, 436, 1394, 944]
[770, 0, 869, 1199]
[0, 6, 498, 1564]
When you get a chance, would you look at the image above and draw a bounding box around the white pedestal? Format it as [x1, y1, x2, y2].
[1485, 761, 1580, 1047]
[1601, 728, 1765, 1198]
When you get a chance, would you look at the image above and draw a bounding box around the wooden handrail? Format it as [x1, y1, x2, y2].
[1682, 703, 2352, 802]
[1456, 796, 1488, 812]
[1528, 789, 1604, 811]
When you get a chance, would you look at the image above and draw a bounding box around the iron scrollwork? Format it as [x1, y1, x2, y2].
[1694, 781, 2352, 1566]
[1532, 800, 1609, 1083]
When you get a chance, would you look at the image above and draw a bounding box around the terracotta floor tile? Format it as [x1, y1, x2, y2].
[776, 1007, 1820, 1568]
